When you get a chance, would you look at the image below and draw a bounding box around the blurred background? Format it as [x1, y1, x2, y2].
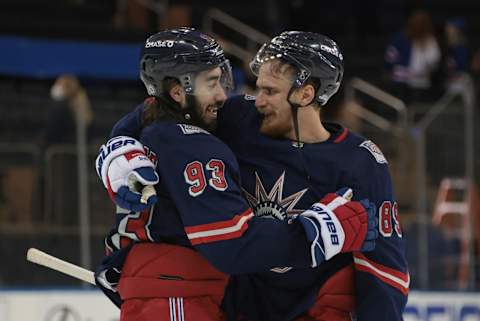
[0, 0, 479, 319]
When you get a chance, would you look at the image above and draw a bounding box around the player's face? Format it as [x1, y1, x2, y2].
[193, 67, 228, 130]
[255, 61, 294, 138]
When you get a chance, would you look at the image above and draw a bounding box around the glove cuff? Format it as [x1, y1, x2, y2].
[96, 136, 145, 188]
[321, 188, 351, 211]
[305, 203, 346, 260]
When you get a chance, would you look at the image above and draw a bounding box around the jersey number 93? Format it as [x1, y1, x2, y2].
[184, 159, 228, 197]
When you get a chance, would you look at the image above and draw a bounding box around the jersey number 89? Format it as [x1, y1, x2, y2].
[184, 159, 228, 197]
[379, 201, 402, 238]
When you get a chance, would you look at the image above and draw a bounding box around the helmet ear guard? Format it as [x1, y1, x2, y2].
[179, 74, 194, 94]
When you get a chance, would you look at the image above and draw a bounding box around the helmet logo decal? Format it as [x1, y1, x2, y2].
[320, 44, 343, 60]
[210, 45, 224, 57]
[145, 40, 175, 48]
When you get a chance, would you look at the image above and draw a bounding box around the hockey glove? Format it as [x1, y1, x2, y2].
[296, 188, 378, 267]
[95, 136, 159, 211]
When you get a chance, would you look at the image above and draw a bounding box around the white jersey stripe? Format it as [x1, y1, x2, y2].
[178, 297, 184, 321]
[187, 213, 254, 240]
[169, 297, 177, 321]
[353, 256, 410, 290]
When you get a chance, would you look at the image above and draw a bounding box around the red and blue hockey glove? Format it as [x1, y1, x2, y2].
[296, 188, 378, 267]
[95, 136, 159, 211]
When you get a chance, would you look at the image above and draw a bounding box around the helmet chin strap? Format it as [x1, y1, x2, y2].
[183, 95, 200, 123]
[152, 92, 198, 126]
[287, 83, 318, 148]
[182, 95, 215, 131]
[290, 104, 302, 148]
[287, 86, 304, 148]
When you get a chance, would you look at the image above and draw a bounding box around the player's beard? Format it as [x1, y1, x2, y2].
[259, 109, 293, 139]
[187, 96, 220, 132]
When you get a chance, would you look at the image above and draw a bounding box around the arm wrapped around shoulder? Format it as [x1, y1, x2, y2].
[95, 136, 159, 211]
[296, 188, 378, 267]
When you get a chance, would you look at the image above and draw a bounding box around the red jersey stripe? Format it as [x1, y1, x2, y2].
[334, 127, 349, 143]
[185, 209, 254, 245]
[353, 253, 409, 295]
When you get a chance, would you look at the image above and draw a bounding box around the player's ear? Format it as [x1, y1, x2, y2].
[292, 84, 315, 107]
[169, 83, 186, 107]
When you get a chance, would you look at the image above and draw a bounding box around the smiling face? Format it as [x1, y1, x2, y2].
[255, 61, 297, 138]
[169, 67, 228, 131]
[192, 67, 228, 131]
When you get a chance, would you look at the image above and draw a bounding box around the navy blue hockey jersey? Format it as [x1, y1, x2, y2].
[216, 95, 408, 321]
[105, 95, 409, 321]
[103, 119, 321, 271]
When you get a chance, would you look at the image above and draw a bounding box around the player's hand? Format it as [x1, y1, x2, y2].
[296, 188, 378, 267]
[95, 136, 159, 211]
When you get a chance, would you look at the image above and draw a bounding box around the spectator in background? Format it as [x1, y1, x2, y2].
[42, 74, 93, 225]
[47, 74, 92, 144]
[384, 9, 441, 104]
[444, 18, 470, 92]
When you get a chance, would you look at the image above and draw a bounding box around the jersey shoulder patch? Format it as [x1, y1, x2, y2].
[359, 140, 388, 164]
[243, 94, 256, 101]
[177, 124, 211, 135]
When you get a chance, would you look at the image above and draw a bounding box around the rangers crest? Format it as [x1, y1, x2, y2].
[243, 171, 308, 220]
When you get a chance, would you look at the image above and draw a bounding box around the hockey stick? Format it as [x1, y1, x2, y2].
[26, 188, 155, 284]
[26, 248, 96, 285]
[127, 174, 156, 205]
[140, 185, 156, 204]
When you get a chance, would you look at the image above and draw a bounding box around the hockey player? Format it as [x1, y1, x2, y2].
[223, 32, 409, 321]
[99, 29, 408, 321]
[95, 28, 378, 321]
